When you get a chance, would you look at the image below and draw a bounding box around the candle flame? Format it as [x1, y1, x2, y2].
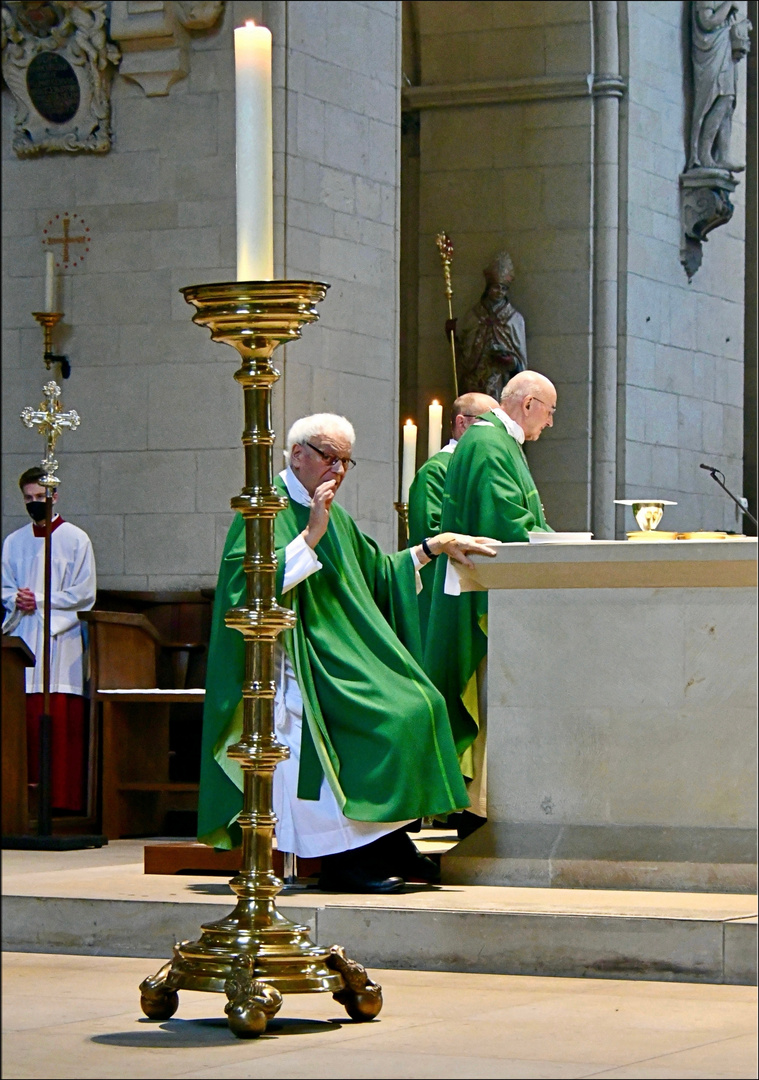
[405, 419, 415, 427]
[431, 399, 439, 406]
[245, 19, 256, 27]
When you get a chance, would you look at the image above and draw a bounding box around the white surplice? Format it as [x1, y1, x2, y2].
[1, 519, 96, 695]
[271, 468, 415, 858]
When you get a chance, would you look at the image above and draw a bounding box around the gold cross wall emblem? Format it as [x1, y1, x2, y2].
[42, 213, 90, 268]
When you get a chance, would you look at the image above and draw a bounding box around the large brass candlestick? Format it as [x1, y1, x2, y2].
[139, 281, 382, 1038]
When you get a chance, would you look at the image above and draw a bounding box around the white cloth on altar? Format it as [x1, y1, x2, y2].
[1, 519, 96, 695]
[271, 467, 413, 858]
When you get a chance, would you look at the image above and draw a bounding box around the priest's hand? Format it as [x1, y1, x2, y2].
[302, 479, 338, 549]
[15, 587, 36, 613]
[417, 533, 499, 568]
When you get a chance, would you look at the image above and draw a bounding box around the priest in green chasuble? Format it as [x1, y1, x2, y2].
[423, 372, 557, 823]
[408, 393, 497, 646]
[198, 413, 496, 894]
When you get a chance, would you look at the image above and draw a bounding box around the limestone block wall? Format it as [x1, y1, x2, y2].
[620, 1, 748, 534]
[1, 0, 402, 587]
[406, 1, 596, 531]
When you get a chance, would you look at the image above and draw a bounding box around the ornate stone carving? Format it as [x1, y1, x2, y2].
[680, 2, 752, 278]
[1, 1, 121, 156]
[109, 0, 223, 98]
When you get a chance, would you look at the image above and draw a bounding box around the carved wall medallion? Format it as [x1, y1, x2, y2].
[1, 1, 121, 156]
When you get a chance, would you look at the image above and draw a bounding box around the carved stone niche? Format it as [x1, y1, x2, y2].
[109, 1, 223, 98]
[679, 168, 738, 280]
[1, 1, 121, 156]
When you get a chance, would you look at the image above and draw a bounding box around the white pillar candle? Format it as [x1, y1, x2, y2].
[428, 399, 443, 458]
[44, 249, 55, 312]
[401, 419, 417, 503]
[234, 21, 274, 281]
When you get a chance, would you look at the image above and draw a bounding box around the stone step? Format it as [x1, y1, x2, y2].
[2, 840, 755, 987]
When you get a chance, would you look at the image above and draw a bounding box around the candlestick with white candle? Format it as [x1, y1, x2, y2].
[44, 250, 56, 312]
[428, 399, 443, 459]
[234, 21, 274, 281]
[401, 419, 417, 503]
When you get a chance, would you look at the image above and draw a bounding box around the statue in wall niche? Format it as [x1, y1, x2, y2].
[450, 251, 528, 400]
[680, 1, 752, 278]
[688, 1, 752, 173]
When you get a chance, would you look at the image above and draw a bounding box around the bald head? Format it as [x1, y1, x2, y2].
[500, 371, 557, 441]
[451, 392, 499, 441]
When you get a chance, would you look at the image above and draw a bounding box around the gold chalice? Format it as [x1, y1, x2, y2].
[615, 499, 678, 539]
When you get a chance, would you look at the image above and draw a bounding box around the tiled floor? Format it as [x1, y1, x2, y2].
[2, 952, 756, 1079]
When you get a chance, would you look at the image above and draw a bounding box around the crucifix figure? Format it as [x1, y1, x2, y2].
[21, 381, 81, 478]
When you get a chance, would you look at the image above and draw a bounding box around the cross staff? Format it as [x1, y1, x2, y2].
[19, 380, 81, 837]
[21, 381, 80, 485]
[435, 231, 459, 398]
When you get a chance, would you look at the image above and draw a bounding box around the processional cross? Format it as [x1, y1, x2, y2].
[20, 381, 81, 485]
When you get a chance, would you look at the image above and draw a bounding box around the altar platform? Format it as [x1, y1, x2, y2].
[2, 835, 755, 987]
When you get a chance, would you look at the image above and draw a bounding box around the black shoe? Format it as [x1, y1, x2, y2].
[374, 828, 441, 884]
[456, 811, 486, 839]
[318, 861, 405, 894]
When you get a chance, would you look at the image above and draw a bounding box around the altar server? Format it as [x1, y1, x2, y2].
[2, 466, 96, 812]
[198, 413, 496, 893]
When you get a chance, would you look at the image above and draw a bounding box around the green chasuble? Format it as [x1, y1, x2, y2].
[423, 413, 552, 764]
[407, 447, 453, 645]
[197, 476, 469, 849]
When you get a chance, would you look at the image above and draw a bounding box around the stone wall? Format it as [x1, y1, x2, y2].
[620, 0, 748, 534]
[404, 1, 597, 532]
[1, 0, 402, 587]
[402, 0, 749, 536]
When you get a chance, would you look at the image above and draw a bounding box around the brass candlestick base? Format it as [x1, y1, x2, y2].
[32, 311, 70, 378]
[139, 281, 382, 1038]
[32, 311, 63, 360]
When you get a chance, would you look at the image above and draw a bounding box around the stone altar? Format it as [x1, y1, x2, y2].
[443, 539, 758, 893]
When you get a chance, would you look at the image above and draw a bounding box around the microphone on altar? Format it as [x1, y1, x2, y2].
[700, 463, 758, 528]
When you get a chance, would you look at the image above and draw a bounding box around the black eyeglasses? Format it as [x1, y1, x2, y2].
[305, 442, 356, 470]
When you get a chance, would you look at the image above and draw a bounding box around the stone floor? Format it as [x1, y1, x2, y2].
[2, 952, 757, 1079]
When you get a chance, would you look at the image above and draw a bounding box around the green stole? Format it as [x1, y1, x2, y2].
[423, 413, 551, 769]
[197, 476, 469, 849]
[407, 448, 453, 646]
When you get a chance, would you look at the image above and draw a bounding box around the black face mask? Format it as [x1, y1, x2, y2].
[26, 502, 47, 523]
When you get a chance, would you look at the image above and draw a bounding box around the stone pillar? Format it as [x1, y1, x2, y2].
[591, 1, 622, 539]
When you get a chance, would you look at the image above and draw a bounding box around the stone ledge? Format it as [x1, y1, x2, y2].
[2, 894, 754, 986]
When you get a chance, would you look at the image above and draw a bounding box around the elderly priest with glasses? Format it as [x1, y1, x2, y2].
[198, 412, 497, 893]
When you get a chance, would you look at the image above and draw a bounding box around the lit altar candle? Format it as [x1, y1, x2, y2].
[44, 249, 55, 312]
[401, 419, 417, 503]
[234, 21, 274, 280]
[428, 399, 443, 458]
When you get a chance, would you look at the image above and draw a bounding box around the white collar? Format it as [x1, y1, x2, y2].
[281, 467, 312, 507]
[490, 407, 525, 444]
[441, 438, 457, 454]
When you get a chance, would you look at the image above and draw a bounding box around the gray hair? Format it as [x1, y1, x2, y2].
[285, 413, 356, 457]
[500, 371, 555, 404]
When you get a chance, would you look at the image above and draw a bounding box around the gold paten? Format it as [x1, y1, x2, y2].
[676, 531, 729, 540]
[627, 530, 680, 541]
[139, 280, 382, 1037]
